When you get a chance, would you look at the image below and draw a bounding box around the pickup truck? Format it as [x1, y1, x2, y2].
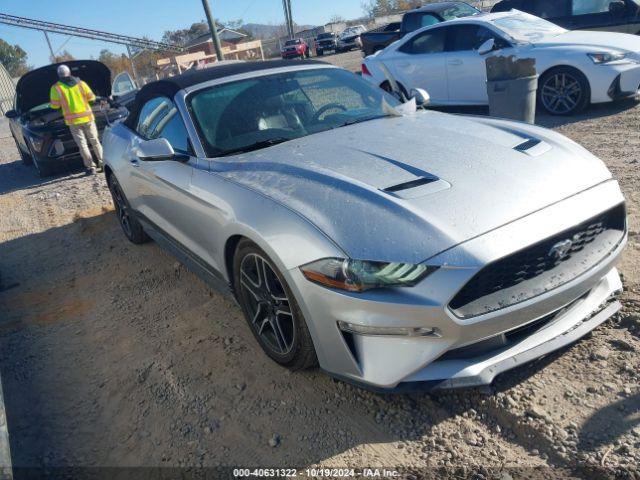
[360, 1, 480, 56]
[315, 32, 338, 56]
[281, 38, 310, 59]
[337, 25, 367, 52]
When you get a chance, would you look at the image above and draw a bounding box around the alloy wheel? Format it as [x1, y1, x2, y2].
[238, 253, 296, 356]
[111, 182, 133, 239]
[541, 72, 583, 115]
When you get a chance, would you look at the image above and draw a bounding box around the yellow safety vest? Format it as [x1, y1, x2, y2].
[50, 79, 96, 126]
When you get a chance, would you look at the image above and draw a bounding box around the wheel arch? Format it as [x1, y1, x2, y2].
[538, 64, 592, 94]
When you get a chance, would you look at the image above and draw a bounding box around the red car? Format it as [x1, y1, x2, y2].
[281, 38, 310, 59]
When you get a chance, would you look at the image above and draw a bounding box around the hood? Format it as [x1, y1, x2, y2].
[534, 30, 640, 52]
[16, 60, 111, 113]
[216, 111, 612, 264]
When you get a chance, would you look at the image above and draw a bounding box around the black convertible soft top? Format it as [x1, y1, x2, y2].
[124, 60, 327, 129]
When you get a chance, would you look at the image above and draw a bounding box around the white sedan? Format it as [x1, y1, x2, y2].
[362, 11, 640, 115]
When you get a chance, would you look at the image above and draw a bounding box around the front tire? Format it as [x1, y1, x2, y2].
[107, 174, 150, 244]
[29, 145, 53, 177]
[14, 139, 33, 166]
[234, 240, 317, 370]
[538, 66, 590, 116]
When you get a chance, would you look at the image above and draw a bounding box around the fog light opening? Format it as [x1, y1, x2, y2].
[49, 140, 65, 157]
[337, 321, 441, 338]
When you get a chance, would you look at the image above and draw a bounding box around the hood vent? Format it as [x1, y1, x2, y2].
[513, 137, 551, 157]
[383, 176, 437, 193]
[514, 138, 542, 152]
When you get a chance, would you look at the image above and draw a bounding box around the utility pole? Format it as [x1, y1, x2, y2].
[126, 45, 140, 85]
[201, 0, 225, 61]
[43, 31, 55, 62]
[282, 0, 294, 38]
[287, 0, 294, 38]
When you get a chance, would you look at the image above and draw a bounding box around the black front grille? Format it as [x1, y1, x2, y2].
[449, 203, 626, 319]
[50, 116, 110, 158]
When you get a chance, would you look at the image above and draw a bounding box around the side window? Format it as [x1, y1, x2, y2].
[403, 12, 440, 32]
[136, 97, 191, 155]
[399, 28, 446, 54]
[446, 25, 497, 52]
[571, 0, 613, 15]
[136, 97, 169, 139]
[112, 72, 137, 96]
[157, 112, 191, 154]
[533, 0, 571, 17]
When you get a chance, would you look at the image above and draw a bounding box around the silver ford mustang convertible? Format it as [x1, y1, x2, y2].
[103, 60, 627, 391]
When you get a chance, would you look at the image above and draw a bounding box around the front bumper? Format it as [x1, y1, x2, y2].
[286, 180, 626, 390]
[591, 63, 640, 103]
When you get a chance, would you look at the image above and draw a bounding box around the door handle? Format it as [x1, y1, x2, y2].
[130, 158, 140, 167]
[448, 59, 463, 66]
[397, 62, 410, 68]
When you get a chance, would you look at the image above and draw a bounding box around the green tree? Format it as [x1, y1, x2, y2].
[53, 50, 75, 63]
[98, 49, 132, 77]
[0, 38, 29, 77]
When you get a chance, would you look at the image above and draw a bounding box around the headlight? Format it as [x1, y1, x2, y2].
[300, 258, 438, 292]
[588, 52, 634, 64]
[28, 136, 44, 152]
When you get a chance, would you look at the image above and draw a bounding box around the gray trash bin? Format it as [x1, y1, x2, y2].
[487, 75, 538, 124]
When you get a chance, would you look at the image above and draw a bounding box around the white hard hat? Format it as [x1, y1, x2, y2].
[57, 65, 71, 78]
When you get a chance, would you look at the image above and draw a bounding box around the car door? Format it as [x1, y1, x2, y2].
[529, 0, 573, 27]
[387, 27, 448, 103]
[402, 11, 442, 34]
[444, 24, 514, 105]
[127, 96, 200, 253]
[566, 0, 628, 31]
[626, 0, 640, 33]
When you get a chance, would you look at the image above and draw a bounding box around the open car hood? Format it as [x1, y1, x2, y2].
[16, 60, 111, 114]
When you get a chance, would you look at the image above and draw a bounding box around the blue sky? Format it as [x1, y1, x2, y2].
[0, 0, 364, 68]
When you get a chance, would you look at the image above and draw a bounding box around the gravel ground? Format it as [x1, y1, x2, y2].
[0, 72, 638, 478]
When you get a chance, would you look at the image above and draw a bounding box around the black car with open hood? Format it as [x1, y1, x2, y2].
[5, 60, 129, 177]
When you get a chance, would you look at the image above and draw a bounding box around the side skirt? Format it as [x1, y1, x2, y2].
[135, 213, 236, 302]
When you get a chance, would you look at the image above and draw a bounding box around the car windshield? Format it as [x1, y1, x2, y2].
[188, 68, 401, 157]
[318, 33, 334, 39]
[285, 40, 300, 46]
[440, 3, 481, 20]
[492, 13, 567, 43]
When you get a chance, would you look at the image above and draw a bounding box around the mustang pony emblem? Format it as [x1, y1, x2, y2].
[549, 239, 574, 260]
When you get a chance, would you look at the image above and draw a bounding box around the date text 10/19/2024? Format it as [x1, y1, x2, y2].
[233, 468, 401, 478]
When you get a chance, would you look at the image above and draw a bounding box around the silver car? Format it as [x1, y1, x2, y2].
[103, 60, 627, 391]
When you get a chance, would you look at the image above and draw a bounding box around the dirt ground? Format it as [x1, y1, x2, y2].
[0, 68, 638, 478]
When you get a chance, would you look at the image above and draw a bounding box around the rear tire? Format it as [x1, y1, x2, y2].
[538, 66, 590, 116]
[233, 239, 317, 371]
[107, 174, 150, 245]
[317, 49, 324, 56]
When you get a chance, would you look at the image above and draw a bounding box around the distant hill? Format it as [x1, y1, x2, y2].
[242, 23, 316, 40]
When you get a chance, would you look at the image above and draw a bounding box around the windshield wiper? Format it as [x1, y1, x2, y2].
[333, 115, 388, 129]
[221, 137, 291, 156]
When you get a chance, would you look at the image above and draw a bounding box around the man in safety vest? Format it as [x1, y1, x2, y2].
[50, 64, 104, 175]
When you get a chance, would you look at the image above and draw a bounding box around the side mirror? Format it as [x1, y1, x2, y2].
[135, 138, 189, 162]
[478, 38, 496, 56]
[410, 88, 430, 107]
[4, 110, 18, 119]
[609, 1, 626, 16]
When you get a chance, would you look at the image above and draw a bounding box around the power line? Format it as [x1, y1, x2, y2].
[0, 13, 183, 52]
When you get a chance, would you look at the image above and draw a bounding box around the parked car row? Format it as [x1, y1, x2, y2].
[362, 9, 640, 115]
